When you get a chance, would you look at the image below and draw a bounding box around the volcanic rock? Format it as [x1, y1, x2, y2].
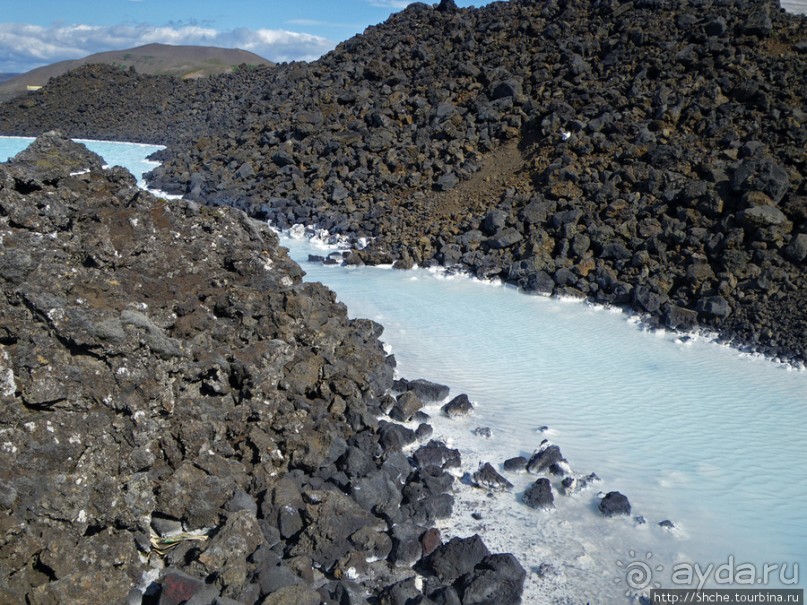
[522, 478, 555, 510]
[0, 134, 526, 604]
[442, 394, 474, 418]
[470, 462, 513, 492]
[599, 491, 632, 517]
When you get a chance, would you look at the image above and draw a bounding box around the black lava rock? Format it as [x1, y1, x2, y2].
[442, 394, 474, 418]
[599, 491, 632, 517]
[522, 478, 554, 510]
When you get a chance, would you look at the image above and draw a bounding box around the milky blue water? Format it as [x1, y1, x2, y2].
[282, 233, 807, 601]
[2, 129, 806, 601]
[783, 0, 807, 14]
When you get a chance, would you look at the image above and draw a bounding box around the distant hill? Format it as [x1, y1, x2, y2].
[0, 43, 272, 102]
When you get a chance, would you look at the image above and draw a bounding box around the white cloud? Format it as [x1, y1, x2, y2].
[367, 0, 418, 7]
[0, 22, 335, 73]
[225, 27, 334, 61]
[286, 18, 363, 28]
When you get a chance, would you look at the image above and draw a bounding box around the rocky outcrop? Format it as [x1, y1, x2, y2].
[0, 136, 523, 604]
[2, 0, 804, 363]
[442, 393, 474, 418]
[523, 478, 555, 510]
[599, 491, 632, 517]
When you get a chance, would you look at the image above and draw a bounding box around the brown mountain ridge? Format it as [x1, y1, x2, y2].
[0, 43, 273, 102]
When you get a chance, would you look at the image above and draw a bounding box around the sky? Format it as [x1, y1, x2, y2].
[0, 0, 486, 74]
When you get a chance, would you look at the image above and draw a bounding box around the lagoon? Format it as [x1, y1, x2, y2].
[280, 231, 807, 602]
[2, 136, 805, 602]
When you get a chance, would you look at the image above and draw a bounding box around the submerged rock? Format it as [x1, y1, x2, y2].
[599, 491, 632, 517]
[470, 462, 513, 492]
[523, 478, 554, 510]
[503, 456, 528, 473]
[526, 443, 567, 474]
[560, 472, 600, 495]
[442, 394, 474, 418]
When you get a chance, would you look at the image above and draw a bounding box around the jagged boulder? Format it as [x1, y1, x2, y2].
[599, 491, 632, 517]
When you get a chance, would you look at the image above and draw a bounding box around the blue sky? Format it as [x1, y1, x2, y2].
[0, 0, 485, 74]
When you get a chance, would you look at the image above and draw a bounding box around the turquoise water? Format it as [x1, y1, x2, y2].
[783, 0, 807, 14]
[2, 137, 805, 602]
[282, 234, 807, 601]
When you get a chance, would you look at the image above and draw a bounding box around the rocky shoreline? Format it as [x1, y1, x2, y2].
[0, 0, 806, 598]
[1, 0, 806, 364]
[0, 134, 546, 604]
